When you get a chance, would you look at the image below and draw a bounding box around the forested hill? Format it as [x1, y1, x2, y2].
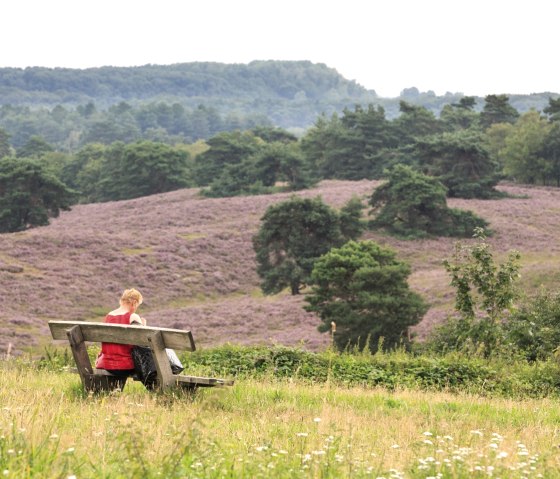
[0, 61, 373, 101]
[0, 61, 374, 106]
[0, 60, 556, 134]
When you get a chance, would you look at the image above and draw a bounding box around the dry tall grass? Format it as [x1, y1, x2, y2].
[1, 362, 559, 478]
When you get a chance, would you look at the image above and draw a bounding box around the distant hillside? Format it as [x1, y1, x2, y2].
[0, 61, 371, 102]
[1, 180, 559, 356]
[0, 61, 378, 129]
[0, 61, 556, 133]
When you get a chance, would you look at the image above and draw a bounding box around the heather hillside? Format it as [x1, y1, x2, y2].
[1, 180, 559, 355]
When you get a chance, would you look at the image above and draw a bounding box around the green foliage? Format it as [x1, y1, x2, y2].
[113, 141, 192, 200]
[505, 290, 560, 361]
[16, 135, 54, 159]
[392, 101, 443, 144]
[338, 196, 366, 239]
[501, 110, 553, 185]
[305, 240, 427, 352]
[301, 105, 396, 180]
[413, 130, 502, 198]
[539, 122, 560, 186]
[544, 96, 560, 122]
[0, 157, 74, 232]
[193, 131, 261, 186]
[480, 94, 520, 129]
[434, 228, 521, 356]
[439, 102, 479, 131]
[183, 344, 560, 398]
[203, 141, 314, 198]
[60, 143, 106, 203]
[369, 165, 488, 238]
[253, 196, 357, 295]
[0, 128, 12, 159]
[63, 141, 193, 202]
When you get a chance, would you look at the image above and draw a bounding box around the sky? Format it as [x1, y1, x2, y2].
[2, 0, 558, 98]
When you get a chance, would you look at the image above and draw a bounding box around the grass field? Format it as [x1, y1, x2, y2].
[1, 360, 559, 478]
[3, 179, 560, 476]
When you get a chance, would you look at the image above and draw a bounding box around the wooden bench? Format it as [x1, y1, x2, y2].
[48, 320, 233, 393]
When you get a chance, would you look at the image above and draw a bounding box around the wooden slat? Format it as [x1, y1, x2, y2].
[175, 375, 234, 387]
[48, 321, 195, 351]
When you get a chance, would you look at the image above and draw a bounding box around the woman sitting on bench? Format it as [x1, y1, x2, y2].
[95, 288, 146, 378]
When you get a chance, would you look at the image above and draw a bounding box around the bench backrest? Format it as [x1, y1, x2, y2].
[48, 321, 196, 351]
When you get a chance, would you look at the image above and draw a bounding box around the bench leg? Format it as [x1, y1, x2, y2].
[66, 325, 98, 392]
[147, 331, 175, 389]
[66, 325, 128, 393]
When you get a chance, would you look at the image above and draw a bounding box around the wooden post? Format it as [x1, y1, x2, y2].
[66, 325, 125, 392]
[66, 325, 94, 391]
[147, 331, 174, 389]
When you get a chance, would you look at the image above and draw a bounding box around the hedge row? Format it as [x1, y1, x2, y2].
[181, 344, 560, 398]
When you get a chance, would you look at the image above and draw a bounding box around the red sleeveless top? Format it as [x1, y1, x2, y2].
[95, 312, 135, 370]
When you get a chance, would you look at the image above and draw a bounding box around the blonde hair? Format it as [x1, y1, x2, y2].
[120, 288, 143, 307]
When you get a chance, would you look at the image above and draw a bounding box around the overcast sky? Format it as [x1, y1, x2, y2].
[2, 0, 558, 98]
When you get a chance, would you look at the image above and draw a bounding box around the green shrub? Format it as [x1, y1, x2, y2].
[368, 164, 488, 239]
[505, 290, 560, 361]
[181, 345, 560, 398]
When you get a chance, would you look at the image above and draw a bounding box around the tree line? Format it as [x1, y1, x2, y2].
[0, 61, 555, 148]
